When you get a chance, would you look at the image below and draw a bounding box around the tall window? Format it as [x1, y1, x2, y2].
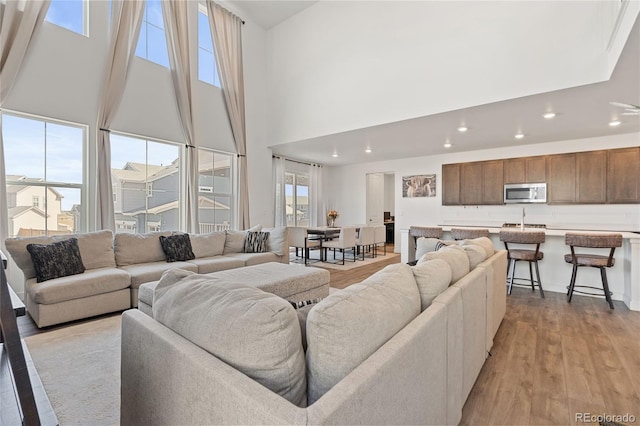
[135, 0, 170, 67]
[45, 0, 87, 36]
[198, 149, 233, 232]
[198, 7, 220, 87]
[286, 172, 309, 227]
[111, 133, 180, 233]
[3, 113, 85, 237]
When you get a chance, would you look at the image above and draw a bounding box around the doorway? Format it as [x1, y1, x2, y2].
[366, 172, 396, 243]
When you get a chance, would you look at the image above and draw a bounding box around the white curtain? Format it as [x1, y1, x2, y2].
[96, 0, 145, 231]
[0, 0, 50, 250]
[273, 156, 286, 227]
[162, 0, 198, 233]
[206, 1, 250, 229]
[308, 164, 324, 227]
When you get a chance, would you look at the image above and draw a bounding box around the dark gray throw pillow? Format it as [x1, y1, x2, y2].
[26, 238, 86, 283]
[244, 231, 270, 253]
[159, 234, 195, 262]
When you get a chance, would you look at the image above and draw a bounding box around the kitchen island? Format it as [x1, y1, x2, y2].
[400, 226, 640, 311]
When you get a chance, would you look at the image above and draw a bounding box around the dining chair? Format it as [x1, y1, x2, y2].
[451, 228, 490, 240]
[373, 225, 387, 256]
[288, 226, 321, 265]
[356, 226, 376, 260]
[322, 227, 358, 265]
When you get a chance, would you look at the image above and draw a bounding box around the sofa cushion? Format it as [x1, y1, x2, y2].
[411, 258, 453, 310]
[119, 261, 198, 288]
[5, 230, 115, 279]
[419, 245, 470, 283]
[223, 225, 262, 254]
[460, 244, 487, 270]
[462, 236, 495, 258]
[188, 231, 225, 258]
[114, 231, 172, 266]
[26, 267, 131, 305]
[159, 234, 195, 262]
[152, 268, 307, 407]
[263, 226, 288, 256]
[224, 252, 281, 266]
[305, 263, 420, 404]
[244, 231, 270, 253]
[185, 256, 245, 274]
[27, 238, 86, 283]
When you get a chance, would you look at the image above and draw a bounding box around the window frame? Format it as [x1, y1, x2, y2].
[197, 3, 221, 87]
[2, 110, 88, 236]
[197, 147, 235, 232]
[110, 131, 183, 233]
[45, 0, 89, 37]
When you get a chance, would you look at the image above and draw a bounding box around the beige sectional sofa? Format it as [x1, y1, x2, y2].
[5, 227, 288, 327]
[120, 236, 507, 425]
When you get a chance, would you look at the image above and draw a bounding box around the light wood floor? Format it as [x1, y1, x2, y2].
[461, 287, 640, 425]
[17, 247, 640, 425]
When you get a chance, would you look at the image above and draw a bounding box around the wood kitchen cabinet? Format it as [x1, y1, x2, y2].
[504, 156, 546, 183]
[482, 160, 504, 204]
[547, 153, 576, 204]
[442, 160, 503, 205]
[576, 150, 607, 203]
[460, 162, 483, 205]
[607, 146, 640, 203]
[442, 163, 461, 205]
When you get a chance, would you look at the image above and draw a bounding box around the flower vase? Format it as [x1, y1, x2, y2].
[328, 218, 335, 227]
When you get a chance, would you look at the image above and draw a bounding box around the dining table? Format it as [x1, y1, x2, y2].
[305, 227, 343, 261]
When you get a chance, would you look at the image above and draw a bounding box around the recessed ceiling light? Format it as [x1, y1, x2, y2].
[443, 141, 452, 148]
[514, 133, 525, 139]
[543, 112, 556, 119]
[609, 120, 621, 127]
[457, 126, 468, 133]
[332, 152, 338, 158]
[365, 147, 372, 153]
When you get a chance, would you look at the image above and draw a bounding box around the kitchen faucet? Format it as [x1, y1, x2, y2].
[520, 207, 526, 231]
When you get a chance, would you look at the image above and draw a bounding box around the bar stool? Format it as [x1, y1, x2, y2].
[565, 232, 622, 309]
[451, 227, 490, 240]
[499, 229, 545, 298]
[409, 226, 443, 244]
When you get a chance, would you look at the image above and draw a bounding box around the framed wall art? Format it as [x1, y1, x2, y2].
[402, 174, 436, 197]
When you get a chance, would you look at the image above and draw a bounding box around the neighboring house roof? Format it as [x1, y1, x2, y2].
[127, 196, 229, 216]
[8, 206, 48, 219]
[6, 176, 64, 199]
[112, 161, 178, 183]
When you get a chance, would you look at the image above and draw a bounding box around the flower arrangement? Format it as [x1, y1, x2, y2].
[327, 209, 339, 226]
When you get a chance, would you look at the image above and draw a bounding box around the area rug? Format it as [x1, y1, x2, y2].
[24, 314, 121, 426]
[290, 250, 400, 271]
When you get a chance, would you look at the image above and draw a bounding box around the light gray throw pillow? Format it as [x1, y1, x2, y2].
[152, 268, 307, 406]
[189, 231, 226, 258]
[305, 263, 420, 404]
[462, 236, 495, 258]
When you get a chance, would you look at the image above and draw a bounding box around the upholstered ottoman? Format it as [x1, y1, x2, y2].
[137, 262, 330, 316]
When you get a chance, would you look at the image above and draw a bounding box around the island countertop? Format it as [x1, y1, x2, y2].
[400, 227, 640, 311]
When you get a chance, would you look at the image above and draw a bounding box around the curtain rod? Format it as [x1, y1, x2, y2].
[272, 155, 323, 168]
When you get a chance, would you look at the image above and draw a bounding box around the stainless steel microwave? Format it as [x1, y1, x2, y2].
[504, 183, 547, 204]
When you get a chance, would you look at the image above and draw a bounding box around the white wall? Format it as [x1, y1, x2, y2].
[326, 132, 640, 249]
[384, 173, 394, 216]
[266, 1, 626, 146]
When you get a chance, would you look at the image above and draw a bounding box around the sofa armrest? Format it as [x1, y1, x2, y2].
[120, 309, 307, 425]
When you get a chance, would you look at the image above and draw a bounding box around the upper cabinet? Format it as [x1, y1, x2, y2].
[576, 150, 607, 204]
[504, 156, 545, 183]
[547, 153, 576, 204]
[442, 147, 640, 206]
[442, 163, 461, 205]
[444, 160, 504, 205]
[607, 147, 640, 203]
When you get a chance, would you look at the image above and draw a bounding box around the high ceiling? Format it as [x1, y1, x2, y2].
[237, 1, 640, 166]
[232, 1, 318, 29]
